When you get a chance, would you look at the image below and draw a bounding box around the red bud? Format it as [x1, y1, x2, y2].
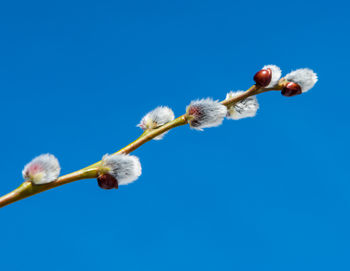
[187, 105, 202, 127]
[281, 82, 302, 97]
[97, 174, 118, 190]
[188, 106, 200, 116]
[254, 68, 272, 87]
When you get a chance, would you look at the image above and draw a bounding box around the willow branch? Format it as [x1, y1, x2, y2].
[0, 85, 263, 208]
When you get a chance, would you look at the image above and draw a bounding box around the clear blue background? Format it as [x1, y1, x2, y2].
[0, 0, 349, 270]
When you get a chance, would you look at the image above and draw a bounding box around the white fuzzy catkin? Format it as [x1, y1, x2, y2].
[101, 154, 142, 185]
[225, 91, 259, 120]
[138, 106, 175, 140]
[186, 98, 227, 130]
[262, 64, 282, 88]
[22, 154, 61, 185]
[285, 68, 318, 93]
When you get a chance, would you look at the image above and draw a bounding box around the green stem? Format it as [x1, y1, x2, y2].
[0, 116, 188, 208]
[0, 85, 269, 208]
[0, 167, 99, 208]
[221, 84, 259, 106]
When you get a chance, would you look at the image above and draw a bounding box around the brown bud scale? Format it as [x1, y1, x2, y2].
[97, 174, 118, 190]
[254, 68, 272, 87]
[281, 82, 302, 97]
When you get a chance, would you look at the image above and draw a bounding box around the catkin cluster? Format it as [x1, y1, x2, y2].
[21, 65, 317, 190]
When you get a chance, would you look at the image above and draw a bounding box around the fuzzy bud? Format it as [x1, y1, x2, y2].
[138, 106, 175, 140]
[101, 154, 142, 186]
[22, 154, 61, 185]
[254, 65, 282, 88]
[261, 65, 282, 88]
[225, 91, 259, 120]
[97, 174, 118, 190]
[284, 68, 318, 94]
[186, 98, 227, 130]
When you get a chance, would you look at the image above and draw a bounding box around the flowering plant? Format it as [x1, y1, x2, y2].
[0, 65, 318, 208]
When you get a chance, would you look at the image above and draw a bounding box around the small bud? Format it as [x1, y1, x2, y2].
[284, 68, 318, 93]
[138, 106, 175, 140]
[262, 65, 282, 88]
[281, 82, 302, 97]
[254, 69, 272, 87]
[101, 154, 142, 186]
[186, 98, 227, 130]
[225, 91, 259, 120]
[22, 154, 61, 185]
[97, 174, 118, 190]
[254, 65, 282, 88]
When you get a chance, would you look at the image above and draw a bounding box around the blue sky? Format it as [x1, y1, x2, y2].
[0, 0, 349, 270]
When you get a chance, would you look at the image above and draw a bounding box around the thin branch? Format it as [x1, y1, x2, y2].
[0, 85, 263, 208]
